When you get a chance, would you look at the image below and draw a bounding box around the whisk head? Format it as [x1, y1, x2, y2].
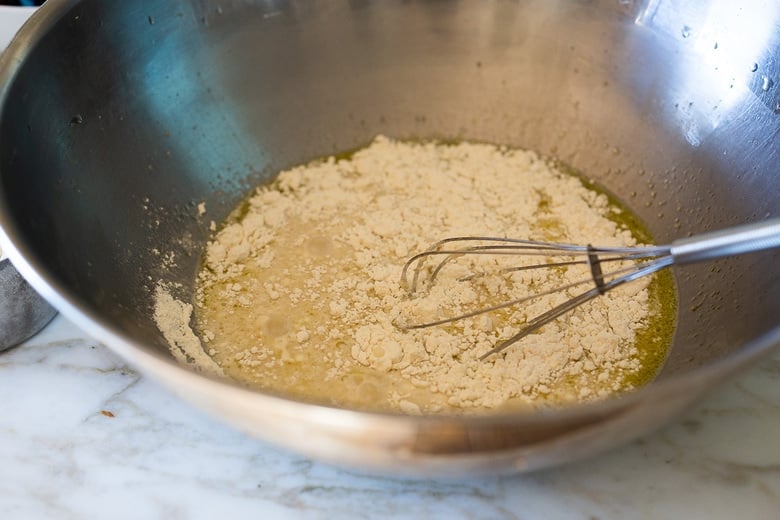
[400, 236, 674, 360]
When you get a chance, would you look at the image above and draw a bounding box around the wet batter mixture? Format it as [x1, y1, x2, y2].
[157, 136, 676, 413]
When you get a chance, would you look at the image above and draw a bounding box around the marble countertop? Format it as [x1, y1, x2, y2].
[2, 7, 780, 520]
[4, 317, 780, 519]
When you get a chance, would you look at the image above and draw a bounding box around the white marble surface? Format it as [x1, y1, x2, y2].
[3, 7, 780, 520]
[2, 317, 780, 519]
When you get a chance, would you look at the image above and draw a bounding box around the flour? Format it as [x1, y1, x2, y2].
[152, 285, 224, 378]
[156, 136, 669, 413]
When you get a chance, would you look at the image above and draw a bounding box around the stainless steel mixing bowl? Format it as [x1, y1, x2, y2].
[0, 0, 779, 476]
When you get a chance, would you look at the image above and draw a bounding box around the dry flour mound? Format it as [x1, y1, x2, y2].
[153, 285, 224, 378]
[156, 136, 666, 413]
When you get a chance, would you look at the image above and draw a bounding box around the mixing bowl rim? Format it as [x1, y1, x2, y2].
[1, 0, 779, 426]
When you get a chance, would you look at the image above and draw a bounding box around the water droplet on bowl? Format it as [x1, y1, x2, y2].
[761, 75, 774, 91]
[681, 25, 692, 38]
[751, 63, 759, 72]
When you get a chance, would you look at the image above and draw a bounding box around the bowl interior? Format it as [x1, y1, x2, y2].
[1, 0, 779, 395]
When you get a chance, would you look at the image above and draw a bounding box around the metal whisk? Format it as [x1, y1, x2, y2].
[401, 218, 780, 360]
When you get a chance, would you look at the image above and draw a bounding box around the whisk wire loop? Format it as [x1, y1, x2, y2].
[399, 236, 673, 360]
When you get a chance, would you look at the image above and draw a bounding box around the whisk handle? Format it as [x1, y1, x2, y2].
[670, 217, 780, 264]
